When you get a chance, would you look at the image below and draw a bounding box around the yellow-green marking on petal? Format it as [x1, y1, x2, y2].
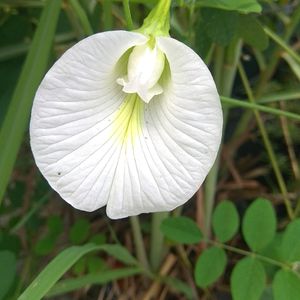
[114, 94, 144, 145]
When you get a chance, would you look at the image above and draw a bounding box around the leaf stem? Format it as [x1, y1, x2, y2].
[208, 240, 290, 270]
[150, 212, 168, 271]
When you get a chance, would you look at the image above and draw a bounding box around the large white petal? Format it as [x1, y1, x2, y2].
[106, 37, 222, 218]
[30, 31, 147, 212]
[30, 31, 222, 219]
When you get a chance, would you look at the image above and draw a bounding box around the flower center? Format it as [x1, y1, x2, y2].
[117, 40, 165, 103]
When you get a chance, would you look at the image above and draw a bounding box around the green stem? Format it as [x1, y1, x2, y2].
[103, 0, 113, 30]
[238, 63, 294, 220]
[150, 212, 168, 271]
[209, 240, 290, 269]
[221, 96, 300, 121]
[122, 0, 133, 30]
[204, 40, 242, 238]
[130, 216, 149, 270]
[69, 0, 93, 35]
[255, 6, 300, 98]
[137, 0, 171, 36]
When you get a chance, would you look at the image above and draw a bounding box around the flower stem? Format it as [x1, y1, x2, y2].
[150, 212, 169, 271]
[204, 40, 242, 238]
[122, 0, 133, 30]
[130, 216, 149, 270]
[137, 0, 171, 36]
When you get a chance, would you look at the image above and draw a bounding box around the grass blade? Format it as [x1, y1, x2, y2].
[18, 243, 138, 300]
[221, 96, 300, 121]
[0, 0, 61, 204]
[46, 267, 141, 297]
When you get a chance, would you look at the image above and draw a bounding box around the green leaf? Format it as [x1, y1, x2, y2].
[195, 247, 227, 288]
[196, 0, 262, 13]
[89, 233, 106, 245]
[242, 198, 277, 251]
[238, 15, 268, 50]
[69, 218, 90, 244]
[72, 257, 87, 275]
[273, 270, 300, 300]
[0, 251, 16, 300]
[201, 8, 239, 46]
[160, 216, 203, 244]
[231, 257, 266, 300]
[281, 219, 300, 262]
[212, 200, 239, 242]
[0, 0, 62, 204]
[47, 267, 141, 297]
[87, 256, 105, 273]
[47, 216, 63, 236]
[34, 236, 56, 256]
[19, 243, 138, 300]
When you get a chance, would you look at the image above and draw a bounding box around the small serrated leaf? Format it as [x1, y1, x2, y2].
[242, 198, 277, 251]
[160, 216, 203, 244]
[212, 200, 239, 242]
[231, 257, 266, 300]
[195, 246, 227, 288]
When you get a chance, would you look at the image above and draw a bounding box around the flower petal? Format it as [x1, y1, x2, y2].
[30, 32, 222, 219]
[106, 37, 223, 218]
[30, 31, 147, 212]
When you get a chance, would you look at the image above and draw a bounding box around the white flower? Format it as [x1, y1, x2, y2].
[30, 31, 223, 219]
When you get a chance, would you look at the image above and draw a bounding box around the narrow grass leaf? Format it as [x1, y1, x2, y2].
[258, 90, 300, 103]
[99, 244, 139, 265]
[69, 0, 93, 35]
[195, 246, 227, 288]
[264, 26, 300, 64]
[0, 0, 61, 204]
[161, 216, 203, 244]
[273, 269, 300, 300]
[221, 96, 300, 121]
[0, 251, 16, 300]
[282, 53, 300, 81]
[231, 257, 266, 300]
[164, 277, 194, 300]
[212, 200, 239, 242]
[19, 243, 138, 300]
[242, 198, 277, 251]
[46, 267, 141, 297]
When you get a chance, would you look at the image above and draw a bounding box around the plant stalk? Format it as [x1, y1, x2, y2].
[150, 212, 169, 271]
[130, 216, 149, 270]
[238, 62, 294, 220]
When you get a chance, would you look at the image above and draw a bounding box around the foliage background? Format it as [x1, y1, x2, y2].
[0, 0, 300, 299]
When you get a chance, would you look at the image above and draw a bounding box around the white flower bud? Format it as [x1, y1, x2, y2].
[117, 41, 165, 103]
